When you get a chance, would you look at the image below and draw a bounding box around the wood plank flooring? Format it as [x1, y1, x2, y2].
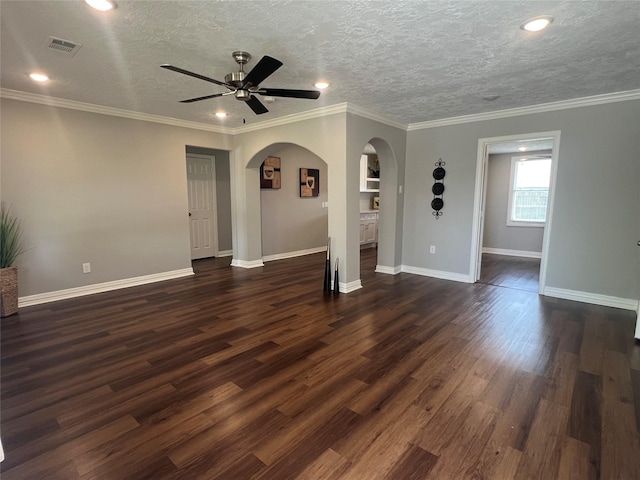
[2, 249, 639, 479]
[479, 253, 540, 293]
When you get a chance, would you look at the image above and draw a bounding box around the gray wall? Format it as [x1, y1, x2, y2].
[259, 144, 328, 257]
[3, 94, 637, 304]
[232, 111, 406, 286]
[1, 98, 233, 297]
[185, 145, 233, 252]
[483, 151, 550, 253]
[404, 100, 640, 300]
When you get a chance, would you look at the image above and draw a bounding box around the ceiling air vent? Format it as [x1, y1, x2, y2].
[44, 36, 82, 57]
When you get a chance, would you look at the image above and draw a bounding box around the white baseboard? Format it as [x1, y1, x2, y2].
[342, 279, 362, 293]
[401, 265, 473, 283]
[230, 258, 264, 269]
[217, 250, 233, 257]
[375, 265, 401, 275]
[18, 268, 194, 308]
[262, 246, 327, 263]
[482, 247, 542, 259]
[543, 286, 638, 311]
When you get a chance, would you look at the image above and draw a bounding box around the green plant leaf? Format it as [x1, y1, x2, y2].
[0, 202, 25, 268]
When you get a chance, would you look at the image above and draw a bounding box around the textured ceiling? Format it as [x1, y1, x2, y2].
[487, 138, 554, 154]
[1, 1, 639, 129]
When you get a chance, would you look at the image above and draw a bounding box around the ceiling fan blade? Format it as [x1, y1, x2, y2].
[161, 64, 232, 88]
[242, 56, 283, 88]
[246, 95, 269, 115]
[179, 93, 228, 103]
[259, 88, 321, 100]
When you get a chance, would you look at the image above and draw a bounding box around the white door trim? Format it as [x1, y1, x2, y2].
[470, 130, 561, 294]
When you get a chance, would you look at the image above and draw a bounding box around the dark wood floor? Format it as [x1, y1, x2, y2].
[2, 249, 639, 479]
[479, 253, 540, 293]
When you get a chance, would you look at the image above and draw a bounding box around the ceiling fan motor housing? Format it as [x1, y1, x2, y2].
[225, 71, 246, 87]
[226, 51, 251, 87]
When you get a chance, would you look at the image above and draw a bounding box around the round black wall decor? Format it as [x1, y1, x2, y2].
[432, 182, 445, 196]
[432, 158, 446, 218]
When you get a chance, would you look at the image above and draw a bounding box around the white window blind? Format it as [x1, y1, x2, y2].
[508, 157, 551, 226]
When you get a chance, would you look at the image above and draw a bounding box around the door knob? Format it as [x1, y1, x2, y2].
[189, 213, 192, 217]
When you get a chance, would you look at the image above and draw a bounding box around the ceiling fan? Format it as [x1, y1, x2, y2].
[161, 51, 321, 115]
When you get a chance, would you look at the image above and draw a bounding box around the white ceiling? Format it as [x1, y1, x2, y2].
[1, 1, 639, 129]
[487, 138, 554, 154]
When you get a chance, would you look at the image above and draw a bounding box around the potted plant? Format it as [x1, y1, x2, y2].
[1, 203, 25, 317]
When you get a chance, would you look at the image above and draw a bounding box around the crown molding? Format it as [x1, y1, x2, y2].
[0, 89, 407, 135]
[233, 102, 407, 134]
[346, 104, 408, 130]
[0, 88, 234, 134]
[6, 87, 637, 136]
[407, 89, 640, 131]
[233, 103, 349, 134]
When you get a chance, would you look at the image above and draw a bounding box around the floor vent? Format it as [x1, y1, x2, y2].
[45, 37, 82, 57]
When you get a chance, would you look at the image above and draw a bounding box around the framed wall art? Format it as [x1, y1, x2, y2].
[260, 156, 281, 189]
[300, 168, 320, 197]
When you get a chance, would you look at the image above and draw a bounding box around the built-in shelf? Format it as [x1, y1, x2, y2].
[360, 154, 380, 192]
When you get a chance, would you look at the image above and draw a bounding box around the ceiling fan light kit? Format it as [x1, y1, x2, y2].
[161, 51, 321, 115]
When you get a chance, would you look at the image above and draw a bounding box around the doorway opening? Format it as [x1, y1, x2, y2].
[185, 146, 233, 263]
[470, 131, 561, 294]
[254, 143, 328, 262]
[359, 143, 380, 276]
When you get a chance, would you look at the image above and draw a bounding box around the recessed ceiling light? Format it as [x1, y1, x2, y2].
[518, 146, 528, 152]
[215, 112, 228, 118]
[521, 16, 553, 32]
[85, 0, 117, 11]
[314, 81, 330, 90]
[29, 73, 49, 82]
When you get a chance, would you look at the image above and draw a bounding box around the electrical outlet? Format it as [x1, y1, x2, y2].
[429, 245, 436, 254]
[82, 263, 91, 273]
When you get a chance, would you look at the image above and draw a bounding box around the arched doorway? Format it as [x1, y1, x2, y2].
[248, 142, 329, 264]
[355, 137, 400, 283]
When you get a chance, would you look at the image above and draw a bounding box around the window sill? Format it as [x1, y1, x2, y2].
[506, 221, 545, 228]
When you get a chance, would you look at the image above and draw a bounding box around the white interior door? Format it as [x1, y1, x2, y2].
[187, 154, 218, 260]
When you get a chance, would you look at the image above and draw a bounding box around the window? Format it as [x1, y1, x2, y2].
[507, 156, 551, 227]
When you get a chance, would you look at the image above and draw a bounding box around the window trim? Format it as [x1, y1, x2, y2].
[506, 156, 550, 228]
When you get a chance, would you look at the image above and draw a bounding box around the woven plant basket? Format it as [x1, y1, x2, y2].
[1, 266, 18, 317]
